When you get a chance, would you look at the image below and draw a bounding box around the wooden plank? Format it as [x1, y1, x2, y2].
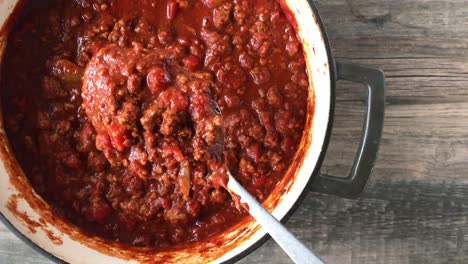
[316, 0, 468, 38]
[0, 225, 51, 264]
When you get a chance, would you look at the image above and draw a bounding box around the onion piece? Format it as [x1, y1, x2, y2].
[178, 160, 191, 199]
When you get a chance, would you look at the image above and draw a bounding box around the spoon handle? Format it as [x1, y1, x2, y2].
[226, 173, 324, 264]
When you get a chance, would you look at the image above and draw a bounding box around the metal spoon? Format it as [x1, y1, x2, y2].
[208, 100, 324, 264]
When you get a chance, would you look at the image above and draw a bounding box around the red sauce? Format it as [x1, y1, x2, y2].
[1, 0, 309, 248]
[6, 194, 63, 245]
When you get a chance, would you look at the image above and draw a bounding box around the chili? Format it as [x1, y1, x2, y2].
[2, 0, 309, 247]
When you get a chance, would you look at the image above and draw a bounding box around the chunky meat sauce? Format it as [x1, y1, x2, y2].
[2, 0, 309, 247]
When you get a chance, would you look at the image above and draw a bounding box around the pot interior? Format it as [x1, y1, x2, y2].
[0, 0, 331, 263]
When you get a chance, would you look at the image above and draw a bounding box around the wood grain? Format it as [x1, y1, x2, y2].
[2, 0, 468, 263]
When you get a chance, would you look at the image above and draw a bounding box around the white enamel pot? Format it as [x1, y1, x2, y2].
[0, 0, 385, 263]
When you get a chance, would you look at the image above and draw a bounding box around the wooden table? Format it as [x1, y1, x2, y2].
[2, 0, 468, 263]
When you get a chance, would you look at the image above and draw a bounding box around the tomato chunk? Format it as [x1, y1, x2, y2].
[147, 66, 171, 95]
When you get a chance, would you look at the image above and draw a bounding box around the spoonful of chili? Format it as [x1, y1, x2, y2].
[206, 100, 324, 264]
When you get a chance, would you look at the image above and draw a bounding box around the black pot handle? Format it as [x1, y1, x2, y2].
[311, 62, 385, 198]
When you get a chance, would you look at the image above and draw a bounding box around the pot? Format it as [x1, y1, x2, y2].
[0, 0, 385, 263]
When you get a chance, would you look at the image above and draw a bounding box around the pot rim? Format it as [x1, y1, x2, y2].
[0, 0, 336, 263]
